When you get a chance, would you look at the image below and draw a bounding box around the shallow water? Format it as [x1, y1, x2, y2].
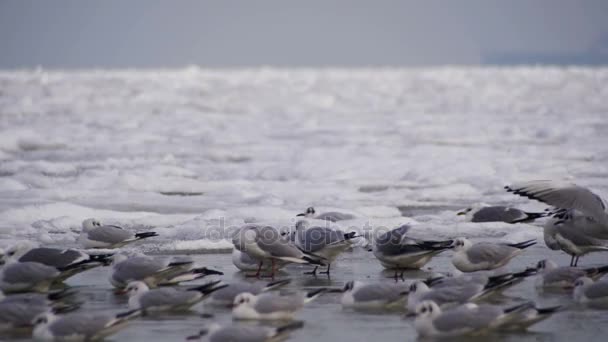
[2, 247, 607, 342]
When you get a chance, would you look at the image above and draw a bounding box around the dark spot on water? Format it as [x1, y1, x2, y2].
[397, 204, 464, 217]
[159, 191, 204, 197]
[358, 185, 390, 193]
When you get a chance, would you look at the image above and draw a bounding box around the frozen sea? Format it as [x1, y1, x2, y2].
[0, 67, 608, 340]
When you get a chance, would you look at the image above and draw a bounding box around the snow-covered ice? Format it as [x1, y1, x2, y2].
[1, 67, 607, 251]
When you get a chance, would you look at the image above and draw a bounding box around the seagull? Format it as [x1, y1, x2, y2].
[451, 237, 536, 272]
[207, 279, 291, 307]
[0, 292, 80, 332]
[32, 309, 140, 341]
[543, 217, 608, 266]
[231, 249, 287, 273]
[79, 218, 159, 249]
[0, 261, 63, 293]
[109, 255, 222, 289]
[296, 207, 355, 222]
[373, 224, 453, 277]
[294, 220, 359, 275]
[412, 301, 559, 337]
[232, 225, 325, 278]
[336, 281, 410, 309]
[535, 259, 608, 290]
[232, 289, 327, 320]
[412, 301, 506, 337]
[2, 241, 113, 281]
[407, 280, 491, 313]
[573, 277, 608, 307]
[457, 205, 546, 223]
[124, 280, 228, 313]
[426, 267, 538, 292]
[506, 181, 608, 265]
[186, 321, 305, 342]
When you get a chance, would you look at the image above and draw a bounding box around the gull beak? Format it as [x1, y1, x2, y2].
[296, 213, 305, 217]
[456, 211, 465, 216]
[404, 312, 416, 318]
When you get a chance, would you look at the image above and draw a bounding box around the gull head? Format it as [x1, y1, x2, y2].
[296, 207, 316, 217]
[3, 240, 38, 263]
[453, 237, 472, 252]
[573, 276, 594, 301]
[536, 259, 558, 272]
[233, 292, 258, 309]
[409, 281, 430, 296]
[415, 300, 441, 319]
[574, 277, 593, 288]
[32, 312, 58, 329]
[125, 281, 150, 298]
[82, 218, 102, 232]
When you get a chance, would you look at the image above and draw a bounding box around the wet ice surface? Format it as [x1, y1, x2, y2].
[2, 248, 607, 342]
[1, 67, 608, 340]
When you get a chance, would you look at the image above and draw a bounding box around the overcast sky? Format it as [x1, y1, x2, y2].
[1, 0, 607, 68]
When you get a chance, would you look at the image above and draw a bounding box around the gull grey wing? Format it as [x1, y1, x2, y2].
[299, 227, 345, 253]
[3, 262, 59, 284]
[87, 227, 133, 244]
[212, 283, 263, 302]
[0, 301, 48, 326]
[353, 284, 407, 302]
[422, 285, 482, 305]
[374, 225, 413, 254]
[19, 248, 87, 268]
[466, 244, 517, 265]
[556, 224, 607, 247]
[113, 258, 164, 283]
[584, 282, 608, 299]
[256, 229, 303, 259]
[254, 294, 302, 314]
[49, 314, 114, 337]
[140, 288, 199, 308]
[506, 181, 607, 222]
[433, 305, 502, 332]
[471, 207, 526, 223]
[544, 268, 586, 284]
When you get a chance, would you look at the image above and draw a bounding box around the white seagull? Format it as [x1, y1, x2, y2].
[2, 241, 112, 281]
[109, 255, 222, 289]
[124, 280, 228, 313]
[451, 237, 536, 272]
[337, 280, 410, 309]
[296, 206, 356, 222]
[79, 218, 158, 249]
[535, 259, 608, 290]
[232, 289, 326, 320]
[506, 180, 608, 266]
[573, 277, 608, 307]
[32, 309, 140, 341]
[457, 205, 546, 223]
[294, 220, 359, 275]
[372, 224, 453, 277]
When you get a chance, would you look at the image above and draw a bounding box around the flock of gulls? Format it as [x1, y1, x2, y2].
[0, 180, 608, 341]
